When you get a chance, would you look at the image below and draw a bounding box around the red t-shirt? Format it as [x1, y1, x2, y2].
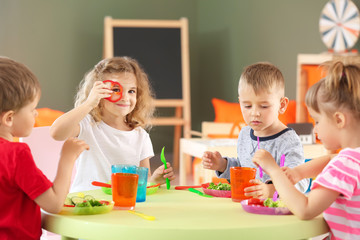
[0, 138, 52, 240]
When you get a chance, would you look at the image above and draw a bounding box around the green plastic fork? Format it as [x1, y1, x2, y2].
[160, 146, 171, 190]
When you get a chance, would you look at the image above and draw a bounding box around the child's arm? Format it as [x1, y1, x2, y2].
[202, 151, 227, 172]
[253, 149, 339, 219]
[34, 138, 89, 213]
[282, 154, 336, 184]
[50, 81, 112, 140]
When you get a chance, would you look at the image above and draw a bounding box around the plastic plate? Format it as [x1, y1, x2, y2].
[201, 183, 231, 198]
[102, 186, 112, 195]
[240, 199, 292, 215]
[61, 201, 114, 215]
[146, 182, 159, 195]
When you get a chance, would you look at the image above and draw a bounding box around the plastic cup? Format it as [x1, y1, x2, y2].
[230, 167, 256, 202]
[111, 164, 137, 174]
[111, 173, 138, 210]
[136, 167, 149, 202]
[111, 164, 149, 202]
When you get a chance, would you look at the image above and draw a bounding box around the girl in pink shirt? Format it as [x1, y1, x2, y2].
[252, 59, 360, 240]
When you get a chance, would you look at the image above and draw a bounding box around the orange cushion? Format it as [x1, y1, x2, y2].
[212, 98, 296, 126]
[212, 98, 245, 123]
[279, 100, 296, 126]
[35, 108, 64, 127]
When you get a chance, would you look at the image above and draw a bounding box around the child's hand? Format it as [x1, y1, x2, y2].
[202, 151, 227, 172]
[151, 162, 176, 184]
[252, 149, 279, 174]
[60, 137, 89, 162]
[244, 179, 275, 199]
[85, 81, 113, 108]
[282, 166, 301, 185]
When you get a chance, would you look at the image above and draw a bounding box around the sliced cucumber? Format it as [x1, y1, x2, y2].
[71, 196, 85, 205]
[84, 195, 95, 201]
[64, 197, 73, 206]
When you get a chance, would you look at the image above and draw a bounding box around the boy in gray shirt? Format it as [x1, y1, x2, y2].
[202, 62, 309, 198]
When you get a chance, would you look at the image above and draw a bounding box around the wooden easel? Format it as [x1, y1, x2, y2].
[103, 17, 191, 170]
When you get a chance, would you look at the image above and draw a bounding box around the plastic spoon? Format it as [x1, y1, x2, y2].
[147, 183, 161, 189]
[175, 185, 202, 190]
[188, 188, 213, 198]
[92, 181, 111, 188]
[92, 181, 160, 189]
[127, 210, 156, 221]
[257, 136, 263, 178]
[160, 146, 171, 190]
[272, 154, 285, 201]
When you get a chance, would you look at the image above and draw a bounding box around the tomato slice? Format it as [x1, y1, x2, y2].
[248, 198, 264, 206]
[99, 200, 110, 205]
[63, 204, 75, 207]
[103, 80, 123, 102]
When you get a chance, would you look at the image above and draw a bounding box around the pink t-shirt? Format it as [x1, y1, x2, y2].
[312, 148, 360, 240]
[0, 138, 53, 240]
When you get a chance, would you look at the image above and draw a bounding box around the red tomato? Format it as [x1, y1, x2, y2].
[63, 204, 75, 207]
[248, 198, 264, 206]
[99, 200, 110, 205]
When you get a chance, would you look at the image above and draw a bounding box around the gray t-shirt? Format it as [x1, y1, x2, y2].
[216, 125, 309, 193]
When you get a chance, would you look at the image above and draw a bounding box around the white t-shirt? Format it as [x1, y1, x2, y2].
[70, 115, 154, 192]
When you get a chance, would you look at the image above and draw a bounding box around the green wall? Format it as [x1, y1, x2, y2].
[0, 0, 358, 152]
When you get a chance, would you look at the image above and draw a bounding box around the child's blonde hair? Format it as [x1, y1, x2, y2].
[305, 59, 360, 119]
[75, 57, 155, 129]
[239, 62, 285, 95]
[0, 57, 41, 113]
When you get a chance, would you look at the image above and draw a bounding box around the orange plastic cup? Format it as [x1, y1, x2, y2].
[230, 167, 256, 202]
[111, 173, 138, 210]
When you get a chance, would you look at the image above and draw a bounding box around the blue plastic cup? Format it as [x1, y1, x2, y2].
[135, 167, 149, 202]
[111, 164, 137, 174]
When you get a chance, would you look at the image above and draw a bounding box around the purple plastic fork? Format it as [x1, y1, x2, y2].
[257, 136, 263, 178]
[272, 154, 285, 201]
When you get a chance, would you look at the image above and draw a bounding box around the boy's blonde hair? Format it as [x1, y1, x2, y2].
[75, 57, 155, 129]
[305, 59, 360, 119]
[0, 57, 41, 113]
[239, 62, 285, 95]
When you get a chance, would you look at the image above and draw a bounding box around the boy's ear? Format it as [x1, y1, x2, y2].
[279, 97, 289, 114]
[1, 110, 15, 127]
[333, 111, 345, 128]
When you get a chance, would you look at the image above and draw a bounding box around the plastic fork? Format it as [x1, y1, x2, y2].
[272, 154, 285, 201]
[160, 146, 171, 190]
[257, 136, 263, 178]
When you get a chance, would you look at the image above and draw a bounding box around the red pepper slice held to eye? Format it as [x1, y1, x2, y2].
[103, 80, 123, 102]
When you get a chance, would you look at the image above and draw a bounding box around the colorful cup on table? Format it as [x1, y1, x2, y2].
[111, 164, 149, 202]
[111, 164, 137, 174]
[135, 167, 149, 202]
[230, 167, 256, 202]
[111, 172, 138, 210]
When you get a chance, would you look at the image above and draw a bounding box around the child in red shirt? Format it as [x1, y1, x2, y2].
[0, 57, 89, 240]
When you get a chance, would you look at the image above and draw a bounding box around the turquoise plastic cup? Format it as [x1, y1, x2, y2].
[111, 164, 137, 174]
[136, 167, 149, 202]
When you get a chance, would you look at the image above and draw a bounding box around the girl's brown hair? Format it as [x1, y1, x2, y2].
[305, 59, 360, 119]
[0, 57, 41, 113]
[75, 57, 155, 129]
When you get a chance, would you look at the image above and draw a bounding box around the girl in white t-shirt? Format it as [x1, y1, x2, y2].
[253, 60, 360, 240]
[50, 57, 175, 192]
